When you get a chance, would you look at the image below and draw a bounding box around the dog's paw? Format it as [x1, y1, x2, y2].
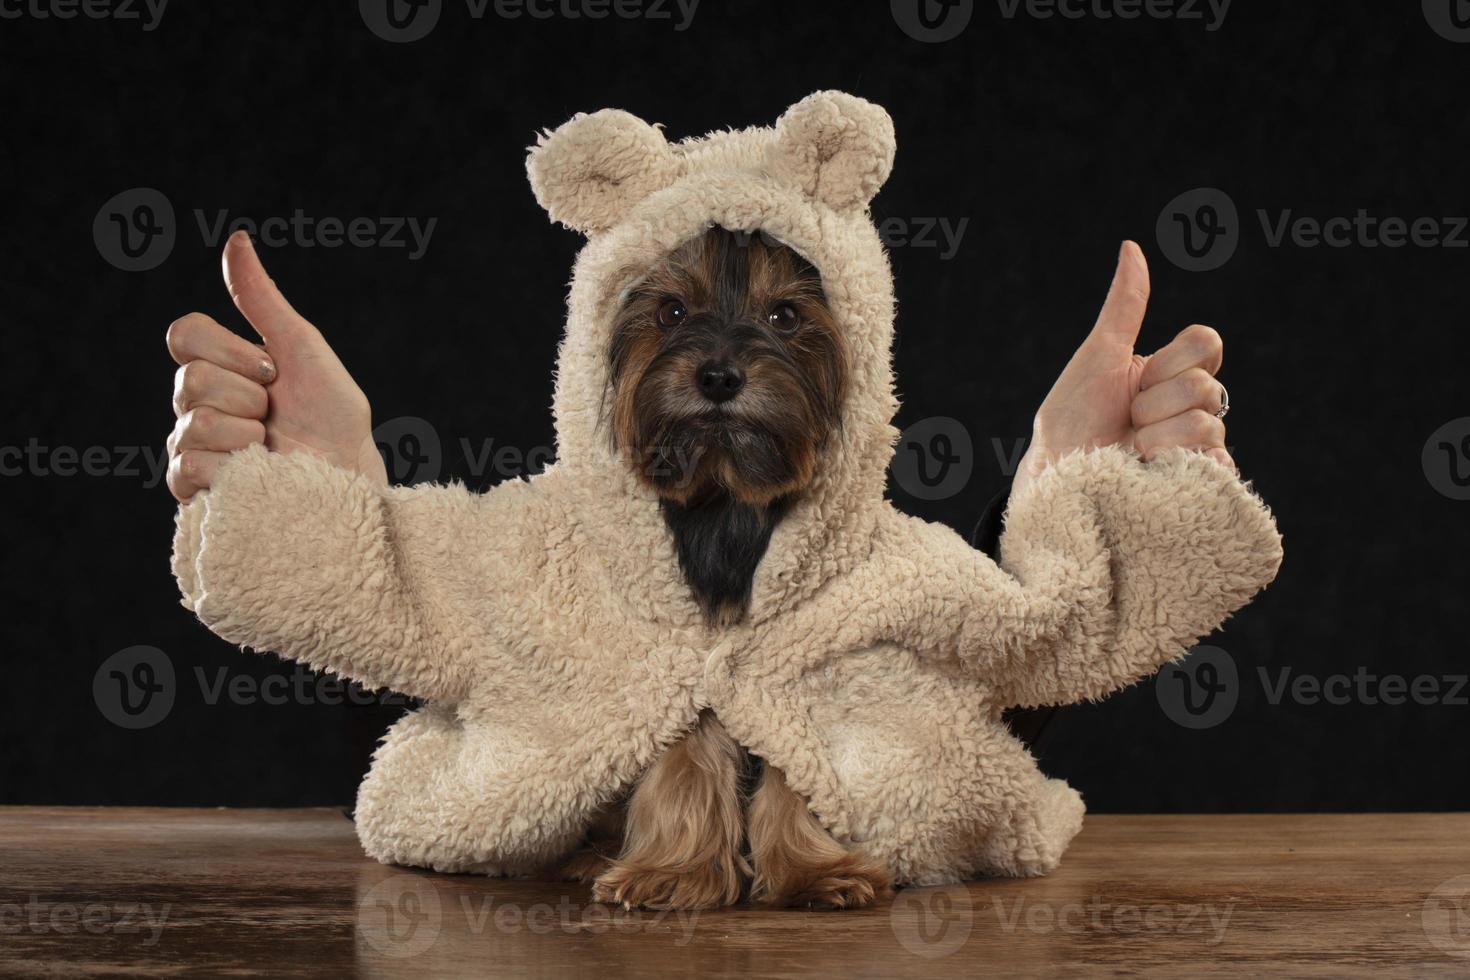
[591, 861, 742, 911]
[752, 851, 895, 910]
[553, 848, 613, 883]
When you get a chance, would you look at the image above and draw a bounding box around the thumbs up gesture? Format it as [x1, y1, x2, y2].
[165, 231, 387, 501]
[1011, 241, 1232, 497]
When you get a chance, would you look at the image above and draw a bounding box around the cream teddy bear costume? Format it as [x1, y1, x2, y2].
[173, 92, 1282, 885]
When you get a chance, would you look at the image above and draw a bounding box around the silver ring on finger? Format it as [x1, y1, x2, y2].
[1214, 382, 1230, 420]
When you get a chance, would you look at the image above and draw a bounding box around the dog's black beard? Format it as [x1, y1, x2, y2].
[660, 489, 791, 626]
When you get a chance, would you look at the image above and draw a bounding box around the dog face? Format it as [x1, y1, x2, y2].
[608, 227, 848, 506]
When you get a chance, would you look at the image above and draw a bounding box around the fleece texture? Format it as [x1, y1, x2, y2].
[173, 92, 1282, 885]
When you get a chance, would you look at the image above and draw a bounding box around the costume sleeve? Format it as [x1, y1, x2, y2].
[172, 444, 537, 704]
[951, 446, 1282, 708]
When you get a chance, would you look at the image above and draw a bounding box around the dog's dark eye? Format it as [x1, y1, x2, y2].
[656, 299, 687, 329]
[768, 303, 800, 333]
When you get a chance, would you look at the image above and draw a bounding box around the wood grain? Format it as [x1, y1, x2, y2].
[1, 808, 1467, 977]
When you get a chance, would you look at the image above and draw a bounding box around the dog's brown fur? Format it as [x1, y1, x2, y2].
[572, 229, 889, 910]
[590, 711, 749, 910]
[607, 227, 847, 507]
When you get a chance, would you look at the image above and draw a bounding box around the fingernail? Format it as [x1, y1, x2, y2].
[258, 358, 276, 382]
[230, 229, 253, 249]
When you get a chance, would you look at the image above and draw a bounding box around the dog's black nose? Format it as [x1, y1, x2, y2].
[696, 361, 745, 403]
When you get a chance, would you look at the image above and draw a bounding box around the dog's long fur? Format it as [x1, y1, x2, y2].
[608, 227, 847, 624]
[583, 228, 892, 909]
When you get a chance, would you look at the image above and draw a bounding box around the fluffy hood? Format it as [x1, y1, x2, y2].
[526, 91, 901, 628]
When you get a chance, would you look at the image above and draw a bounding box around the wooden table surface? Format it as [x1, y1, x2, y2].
[1, 808, 1467, 977]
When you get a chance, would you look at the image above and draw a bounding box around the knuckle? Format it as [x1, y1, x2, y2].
[1183, 367, 1216, 402]
[177, 360, 207, 400]
[183, 406, 217, 439]
[248, 385, 270, 418]
[1184, 408, 1219, 440]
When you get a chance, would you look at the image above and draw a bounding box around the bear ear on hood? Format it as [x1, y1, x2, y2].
[767, 91, 896, 213]
[526, 109, 681, 235]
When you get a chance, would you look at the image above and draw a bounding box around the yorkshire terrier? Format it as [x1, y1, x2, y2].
[555, 227, 893, 910]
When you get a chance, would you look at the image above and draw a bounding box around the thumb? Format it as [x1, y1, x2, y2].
[222, 230, 307, 343]
[1085, 240, 1151, 349]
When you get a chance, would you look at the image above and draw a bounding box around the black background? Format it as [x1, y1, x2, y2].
[4, 0, 1467, 813]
